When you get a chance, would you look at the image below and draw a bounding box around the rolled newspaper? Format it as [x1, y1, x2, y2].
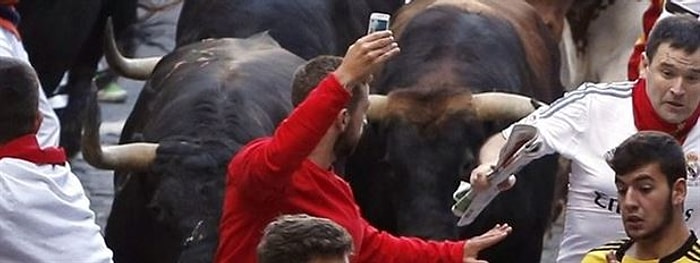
[452, 124, 542, 226]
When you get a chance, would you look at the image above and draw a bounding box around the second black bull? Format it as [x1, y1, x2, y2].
[83, 32, 304, 262]
[345, 1, 565, 262]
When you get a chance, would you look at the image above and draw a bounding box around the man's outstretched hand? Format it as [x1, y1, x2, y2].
[462, 223, 512, 263]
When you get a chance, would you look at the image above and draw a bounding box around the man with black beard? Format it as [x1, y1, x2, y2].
[582, 131, 700, 262]
[215, 31, 512, 263]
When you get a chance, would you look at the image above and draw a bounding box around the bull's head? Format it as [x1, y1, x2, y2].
[352, 88, 542, 239]
[83, 84, 234, 262]
[84, 22, 241, 261]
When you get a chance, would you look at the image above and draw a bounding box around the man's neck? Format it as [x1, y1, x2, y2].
[631, 219, 690, 260]
[308, 134, 337, 170]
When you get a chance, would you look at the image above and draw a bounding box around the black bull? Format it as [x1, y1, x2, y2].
[175, 0, 405, 60]
[17, 0, 137, 156]
[85, 34, 304, 262]
[345, 2, 565, 262]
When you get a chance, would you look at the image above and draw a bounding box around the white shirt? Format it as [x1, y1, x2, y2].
[0, 27, 61, 148]
[660, 0, 700, 20]
[503, 81, 700, 263]
[0, 158, 113, 262]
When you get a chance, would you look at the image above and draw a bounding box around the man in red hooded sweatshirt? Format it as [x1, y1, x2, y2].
[216, 30, 512, 263]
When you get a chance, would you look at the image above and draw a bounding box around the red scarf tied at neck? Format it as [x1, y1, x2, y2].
[0, 134, 66, 165]
[633, 79, 700, 144]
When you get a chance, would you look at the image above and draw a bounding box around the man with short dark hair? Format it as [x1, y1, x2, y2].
[582, 131, 700, 262]
[291, 55, 344, 107]
[216, 31, 512, 263]
[0, 57, 39, 141]
[0, 57, 112, 262]
[257, 214, 353, 263]
[629, 0, 700, 80]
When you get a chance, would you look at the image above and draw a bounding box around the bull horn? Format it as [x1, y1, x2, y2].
[472, 92, 547, 121]
[81, 88, 158, 171]
[104, 18, 161, 80]
[367, 95, 388, 121]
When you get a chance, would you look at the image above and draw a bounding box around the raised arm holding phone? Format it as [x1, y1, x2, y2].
[215, 26, 512, 263]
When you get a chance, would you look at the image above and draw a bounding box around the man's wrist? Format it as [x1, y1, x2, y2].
[462, 239, 476, 262]
[332, 69, 356, 91]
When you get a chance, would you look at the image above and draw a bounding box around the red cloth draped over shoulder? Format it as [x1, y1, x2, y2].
[628, 0, 664, 80]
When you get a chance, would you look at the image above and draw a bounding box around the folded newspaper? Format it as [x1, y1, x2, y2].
[451, 124, 542, 226]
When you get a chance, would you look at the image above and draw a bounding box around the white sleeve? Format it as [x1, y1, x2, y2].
[502, 83, 592, 159]
[0, 29, 16, 58]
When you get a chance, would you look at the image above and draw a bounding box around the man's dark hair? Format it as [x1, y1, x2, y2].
[291, 55, 365, 111]
[0, 57, 40, 144]
[646, 14, 700, 62]
[257, 214, 353, 263]
[606, 131, 687, 187]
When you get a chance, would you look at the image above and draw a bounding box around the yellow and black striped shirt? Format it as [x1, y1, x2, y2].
[582, 232, 700, 263]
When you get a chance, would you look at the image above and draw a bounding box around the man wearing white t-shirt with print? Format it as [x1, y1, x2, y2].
[458, 15, 700, 263]
[0, 57, 112, 262]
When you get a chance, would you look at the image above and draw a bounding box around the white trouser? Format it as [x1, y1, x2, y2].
[0, 27, 61, 148]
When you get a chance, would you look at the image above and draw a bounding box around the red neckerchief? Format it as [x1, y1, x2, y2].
[633, 79, 700, 144]
[0, 134, 66, 165]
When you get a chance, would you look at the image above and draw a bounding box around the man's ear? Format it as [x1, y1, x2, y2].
[640, 52, 650, 79]
[672, 177, 687, 206]
[335, 108, 349, 132]
[33, 113, 43, 133]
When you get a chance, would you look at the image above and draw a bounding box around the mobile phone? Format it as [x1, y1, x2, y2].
[367, 12, 391, 34]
